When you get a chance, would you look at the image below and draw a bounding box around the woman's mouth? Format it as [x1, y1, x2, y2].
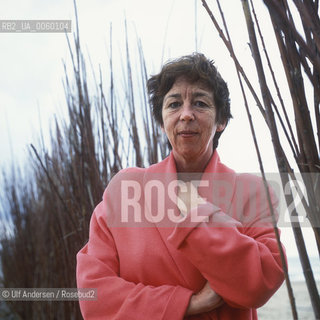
[178, 131, 198, 137]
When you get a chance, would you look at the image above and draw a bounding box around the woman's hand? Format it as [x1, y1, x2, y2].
[185, 282, 224, 316]
[176, 181, 206, 216]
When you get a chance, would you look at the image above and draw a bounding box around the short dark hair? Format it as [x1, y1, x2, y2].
[147, 53, 232, 149]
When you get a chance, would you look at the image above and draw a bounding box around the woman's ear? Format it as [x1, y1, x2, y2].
[216, 122, 226, 132]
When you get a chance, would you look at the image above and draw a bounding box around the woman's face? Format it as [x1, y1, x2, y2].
[162, 77, 225, 167]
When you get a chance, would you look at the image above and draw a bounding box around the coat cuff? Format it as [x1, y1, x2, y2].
[163, 286, 193, 319]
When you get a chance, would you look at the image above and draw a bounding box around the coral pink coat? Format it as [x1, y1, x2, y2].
[77, 151, 285, 319]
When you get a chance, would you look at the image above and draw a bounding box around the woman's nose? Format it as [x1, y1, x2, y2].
[179, 103, 195, 121]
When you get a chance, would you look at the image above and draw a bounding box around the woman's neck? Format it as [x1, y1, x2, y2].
[173, 150, 214, 174]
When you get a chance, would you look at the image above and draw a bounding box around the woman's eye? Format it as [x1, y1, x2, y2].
[168, 101, 181, 109]
[194, 101, 208, 108]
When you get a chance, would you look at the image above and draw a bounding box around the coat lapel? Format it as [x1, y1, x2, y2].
[200, 151, 236, 215]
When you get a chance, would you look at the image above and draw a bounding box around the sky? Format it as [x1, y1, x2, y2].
[0, 0, 318, 260]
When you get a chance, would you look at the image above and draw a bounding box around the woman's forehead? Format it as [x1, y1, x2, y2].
[166, 77, 213, 96]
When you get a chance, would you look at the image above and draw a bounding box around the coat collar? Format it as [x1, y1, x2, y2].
[143, 150, 237, 221]
[146, 149, 233, 174]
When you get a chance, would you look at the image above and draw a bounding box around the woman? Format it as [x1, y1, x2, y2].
[77, 53, 285, 319]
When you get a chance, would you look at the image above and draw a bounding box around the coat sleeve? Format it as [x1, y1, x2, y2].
[76, 199, 193, 320]
[167, 175, 285, 309]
